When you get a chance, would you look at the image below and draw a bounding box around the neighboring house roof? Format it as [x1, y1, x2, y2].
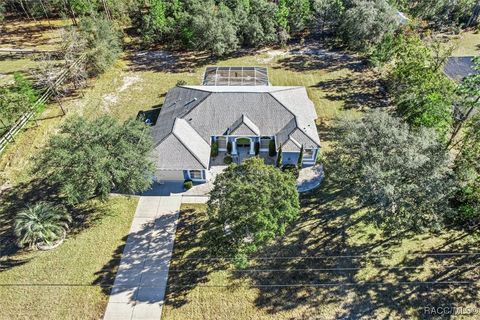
[396, 11, 409, 25]
[152, 85, 320, 170]
[444, 56, 477, 82]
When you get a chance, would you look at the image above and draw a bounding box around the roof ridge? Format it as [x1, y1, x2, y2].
[291, 126, 319, 147]
[288, 135, 302, 148]
[177, 92, 212, 128]
[172, 119, 209, 169]
[267, 91, 297, 121]
[269, 90, 320, 147]
[240, 114, 260, 134]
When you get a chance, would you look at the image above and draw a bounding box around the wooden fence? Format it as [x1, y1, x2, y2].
[0, 53, 86, 154]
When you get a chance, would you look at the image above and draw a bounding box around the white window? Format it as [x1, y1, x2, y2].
[304, 149, 315, 160]
[189, 170, 203, 180]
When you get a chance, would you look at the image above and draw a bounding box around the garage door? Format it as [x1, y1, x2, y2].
[156, 170, 184, 182]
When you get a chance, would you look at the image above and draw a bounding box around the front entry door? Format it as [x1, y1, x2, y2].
[236, 137, 250, 148]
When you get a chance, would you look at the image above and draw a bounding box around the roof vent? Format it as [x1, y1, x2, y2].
[186, 97, 198, 105]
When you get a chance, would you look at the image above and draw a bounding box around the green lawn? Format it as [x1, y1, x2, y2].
[163, 198, 479, 320]
[0, 18, 68, 86]
[451, 30, 480, 56]
[0, 196, 138, 320]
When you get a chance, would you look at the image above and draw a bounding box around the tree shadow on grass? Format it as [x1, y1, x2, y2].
[92, 207, 219, 307]
[164, 207, 222, 307]
[0, 19, 63, 49]
[312, 76, 388, 110]
[0, 178, 100, 271]
[125, 47, 269, 74]
[231, 181, 480, 319]
[275, 52, 367, 74]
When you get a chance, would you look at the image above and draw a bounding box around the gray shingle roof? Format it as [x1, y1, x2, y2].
[153, 118, 210, 170]
[229, 114, 260, 136]
[153, 85, 320, 169]
[444, 56, 477, 82]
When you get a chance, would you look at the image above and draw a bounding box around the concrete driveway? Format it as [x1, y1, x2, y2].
[103, 195, 182, 320]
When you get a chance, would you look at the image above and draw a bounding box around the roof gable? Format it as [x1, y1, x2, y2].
[172, 118, 210, 168]
[229, 114, 260, 136]
[152, 86, 211, 145]
[153, 134, 207, 170]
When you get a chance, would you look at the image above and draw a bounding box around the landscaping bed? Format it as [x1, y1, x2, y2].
[0, 196, 138, 319]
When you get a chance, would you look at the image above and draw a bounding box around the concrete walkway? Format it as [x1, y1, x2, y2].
[103, 195, 182, 320]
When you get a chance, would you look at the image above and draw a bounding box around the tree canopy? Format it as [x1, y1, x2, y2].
[35, 115, 154, 205]
[206, 157, 299, 267]
[340, 0, 399, 50]
[388, 33, 455, 138]
[3, 0, 477, 55]
[77, 15, 122, 76]
[326, 111, 453, 232]
[0, 74, 39, 125]
[452, 114, 480, 226]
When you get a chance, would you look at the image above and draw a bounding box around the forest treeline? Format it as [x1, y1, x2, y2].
[1, 0, 478, 54]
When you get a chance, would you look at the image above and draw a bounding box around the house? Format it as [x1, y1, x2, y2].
[151, 67, 321, 183]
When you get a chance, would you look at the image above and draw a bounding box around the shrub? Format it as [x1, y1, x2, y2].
[282, 164, 299, 179]
[224, 155, 233, 164]
[227, 141, 233, 154]
[0, 74, 40, 124]
[297, 145, 304, 168]
[254, 141, 260, 155]
[176, 80, 187, 86]
[276, 144, 283, 167]
[14, 203, 71, 249]
[316, 150, 322, 164]
[268, 139, 277, 157]
[211, 141, 219, 157]
[184, 179, 193, 190]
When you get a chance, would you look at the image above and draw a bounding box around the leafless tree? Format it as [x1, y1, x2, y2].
[60, 28, 88, 91]
[31, 53, 67, 115]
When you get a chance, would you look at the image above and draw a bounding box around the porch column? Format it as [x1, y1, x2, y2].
[249, 137, 255, 155]
[232, 138, 237, 155]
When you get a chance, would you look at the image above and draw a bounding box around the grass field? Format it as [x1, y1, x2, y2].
[162, 199, 479, 320]
[451, 30, 480, 56]
[0, 19, 68, 50]
[0, 196, 138, 320]
[0, 18, 68, 86]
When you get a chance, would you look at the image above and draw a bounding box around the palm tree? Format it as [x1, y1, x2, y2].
[14, 202, 71, 249]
